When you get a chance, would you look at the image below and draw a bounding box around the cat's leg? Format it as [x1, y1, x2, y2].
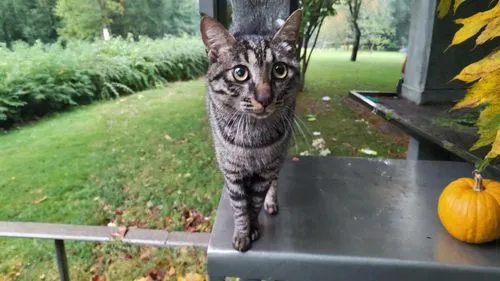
[248, 178, 275, 242]
[264, 179, 279, 215]
[249, 192, 265, 242]
[225, 178, 252, 252]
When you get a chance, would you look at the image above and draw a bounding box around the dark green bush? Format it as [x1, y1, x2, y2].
[0, 36, 208, 128]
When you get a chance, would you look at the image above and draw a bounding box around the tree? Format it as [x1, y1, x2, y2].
[54, 0, 123, 40]
[0, 0, 58, 47]
[437, 0, 499, 170]
[298, 0, 338, 90]
[345, 0, 362, 61]
[359, 0, 394, 51]
[390, 0, 413, 48]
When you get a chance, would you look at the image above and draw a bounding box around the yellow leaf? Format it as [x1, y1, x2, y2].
[451, 3, 499, 46]
[476, 16, 500, 45]
[454, 0, 465, 12]
[437, 0, 451, 19]
[471, 104, 500, 151]
[453, 48, 500, 83]
[177, 273, 205, 281]
[453, 69, 500, 109]
[486, 129, 500, 159]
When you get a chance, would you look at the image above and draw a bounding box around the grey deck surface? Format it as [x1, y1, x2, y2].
[208, 156, 500, 281]
[348, 90, 500, 176]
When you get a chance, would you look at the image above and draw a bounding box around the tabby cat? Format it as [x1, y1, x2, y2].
[200, 7, 302, 252]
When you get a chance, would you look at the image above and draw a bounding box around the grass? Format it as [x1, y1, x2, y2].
[0, 50, 405, 281]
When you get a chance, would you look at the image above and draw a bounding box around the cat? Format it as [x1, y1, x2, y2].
[200, 7, 302, 252]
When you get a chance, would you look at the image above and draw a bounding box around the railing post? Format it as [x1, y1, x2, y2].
[55, 239, 70, 281]
[199, 0, 229, 27]
[290, 0, 299, 14]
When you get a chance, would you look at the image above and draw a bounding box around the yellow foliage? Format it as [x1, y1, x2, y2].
[476, 16, 500, 44]
[451, 3, 500, 46]
[453, 49, 500, 83]
[437, 0, 465, 18]
[439, 0, 500, 164]
[453, 69, 500, 108]
[453, 0, 465, 12]
[437, 0, 451, 19]
[471, 104, 500, 151]
[486, 130, 500, 160]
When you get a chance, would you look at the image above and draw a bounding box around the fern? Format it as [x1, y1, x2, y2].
[0, 36, 208, 128]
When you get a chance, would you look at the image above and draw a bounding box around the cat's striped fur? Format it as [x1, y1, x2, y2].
[200, 10, 302, 252]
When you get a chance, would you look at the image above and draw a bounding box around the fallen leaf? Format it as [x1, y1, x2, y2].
[183, 208, 211, 232]
[319, 148, 331, 156]
[139, 248, 152, 261]
[91, 275, 106, 281]
[110, 225, 128, 239]
[32, 196, 48, 205]
[134, 277, 153, 281]
[164, 134, 173, 141]
[177, 273, 204, 281]
[146, 269, 159, 280]
[39, 274, 46, 280]
[359, 148, 378, 156]
[168, 267, 176, 276]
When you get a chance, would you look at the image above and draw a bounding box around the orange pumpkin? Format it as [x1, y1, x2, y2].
[438, 170, 500, 244]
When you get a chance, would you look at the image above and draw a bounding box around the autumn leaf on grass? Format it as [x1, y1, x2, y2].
[451, 2, 500, 46]
[32, 196, 48, 205]
[183, 208, 211, 232]
[177, 273, 205, 281]
[91, 275, 106, 281]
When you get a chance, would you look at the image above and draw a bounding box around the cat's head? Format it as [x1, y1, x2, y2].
[200, 10, 302, 119]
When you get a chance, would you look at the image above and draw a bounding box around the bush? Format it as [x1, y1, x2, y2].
[0, 36, 208, 128]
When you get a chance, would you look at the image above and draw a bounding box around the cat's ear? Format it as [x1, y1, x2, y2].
[200, 15, 236, 62]
[272, 9, 302, 51]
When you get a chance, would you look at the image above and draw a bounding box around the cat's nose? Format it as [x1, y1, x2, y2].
[255, 83, 272, 107]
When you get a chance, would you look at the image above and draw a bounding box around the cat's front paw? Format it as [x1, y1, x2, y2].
[250, 227, 260, 242]
[264, 201, 279, 216]
[232, 233, 251, 252]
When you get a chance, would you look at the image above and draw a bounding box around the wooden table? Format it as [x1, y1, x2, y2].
[207, 156, 500, 281]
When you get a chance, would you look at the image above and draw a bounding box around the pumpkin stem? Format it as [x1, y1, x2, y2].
[472, 170, 484, 192]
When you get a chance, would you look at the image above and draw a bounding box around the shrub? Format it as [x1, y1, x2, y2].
[0, 36, 208, 128]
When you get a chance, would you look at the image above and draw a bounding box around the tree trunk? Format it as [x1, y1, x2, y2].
[350, 28, 361, 62]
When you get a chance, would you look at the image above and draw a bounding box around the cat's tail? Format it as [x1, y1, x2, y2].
[229, 0, 289, 36]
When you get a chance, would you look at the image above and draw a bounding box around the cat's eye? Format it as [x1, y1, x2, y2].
[232, 65, 249, 81]
[272, 62, 288, 79]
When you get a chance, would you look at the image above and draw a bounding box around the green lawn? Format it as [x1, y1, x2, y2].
[0, 50, 405, 281]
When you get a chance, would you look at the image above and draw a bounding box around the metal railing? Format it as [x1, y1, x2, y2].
[0, 222, 210, 281]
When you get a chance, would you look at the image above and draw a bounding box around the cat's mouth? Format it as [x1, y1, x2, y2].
[240, 98, 276, 119]
[250, 107, 276, 119]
